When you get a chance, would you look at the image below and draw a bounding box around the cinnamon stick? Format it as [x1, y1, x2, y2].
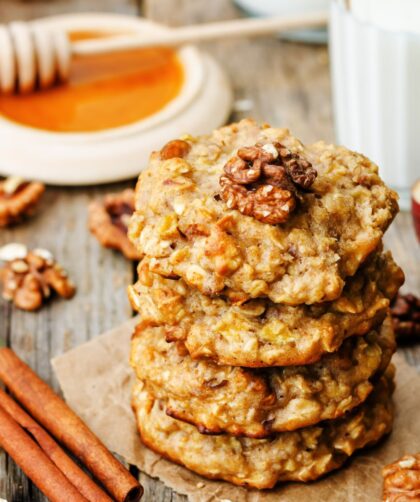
[0, 348, 143, 502]
[0, 388, 112, 502]
[0, 405, 88, 502]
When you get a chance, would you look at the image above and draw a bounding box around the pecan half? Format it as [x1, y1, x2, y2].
[160, 139, 191, 160]
[0, 176, 45, 227]
[88, 189, 142, 260]
[0, 244, 76, 311]
[224, 156, 261, 184]
[391, 292, 420, 342]
[219, 142, 316, 224]
[383, 453, 420, 501]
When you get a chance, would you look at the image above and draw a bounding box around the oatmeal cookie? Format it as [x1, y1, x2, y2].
[131, 318, 394, 438]
[128, 251, 403, 367]
[129, 120, 398, 305]
[132, 370, 394, 489]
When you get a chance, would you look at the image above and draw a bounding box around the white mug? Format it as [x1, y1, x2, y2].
[330, 0, 420, 209]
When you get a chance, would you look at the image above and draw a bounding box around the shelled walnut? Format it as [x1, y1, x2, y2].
[390, 293, 420, 342]
[0, 243, 76, 311]
[219, 142, 317, 224]
[0, 176, 45, 227]
[88, 189, 142, 260]
[383, 453, 420, 501]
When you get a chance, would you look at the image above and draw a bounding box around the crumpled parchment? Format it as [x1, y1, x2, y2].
[52, 317, 420, 502]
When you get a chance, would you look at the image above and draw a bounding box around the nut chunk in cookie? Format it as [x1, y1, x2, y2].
[383, 453, 420, 501]
[0, 243, 76, 311]
[88, 189, 142, 261]
[0, 176, 45, 227]
[220, 142, 317, 224]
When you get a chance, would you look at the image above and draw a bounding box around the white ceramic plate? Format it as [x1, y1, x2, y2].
[0, 13, 233, 185]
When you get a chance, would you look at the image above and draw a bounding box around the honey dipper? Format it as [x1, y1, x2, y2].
[0, 12, 327, 94]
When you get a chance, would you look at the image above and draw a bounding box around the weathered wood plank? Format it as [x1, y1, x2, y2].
[384, 212, 419, 297]
[0, 0, 139, 21]
[0, 0, 141, 494]
[0, 183, 135, 501]
[384, 212, 420, 371]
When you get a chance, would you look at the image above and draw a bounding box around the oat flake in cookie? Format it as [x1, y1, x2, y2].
[129, 120, 399, 304]
[132, 371, 395, 489]
[130, 318, 395, 438]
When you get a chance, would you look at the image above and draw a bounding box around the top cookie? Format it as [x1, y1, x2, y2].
[129, 120, 398, 305]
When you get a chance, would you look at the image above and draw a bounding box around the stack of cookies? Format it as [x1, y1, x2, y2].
[128, 120, 404, 489]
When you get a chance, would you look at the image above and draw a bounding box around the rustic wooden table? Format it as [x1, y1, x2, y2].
[0, 0, 418, 501]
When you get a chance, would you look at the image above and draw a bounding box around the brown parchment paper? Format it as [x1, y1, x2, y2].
[52, 318, 420, 502]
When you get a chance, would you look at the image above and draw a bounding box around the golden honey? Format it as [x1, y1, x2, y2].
[0, 32, 184, 133]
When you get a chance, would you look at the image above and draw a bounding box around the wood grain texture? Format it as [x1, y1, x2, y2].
[0, 0, 139, 21]
[0, 2, 139, 500]
[0, 0, 419, 501]
[0, 184, 135, 502]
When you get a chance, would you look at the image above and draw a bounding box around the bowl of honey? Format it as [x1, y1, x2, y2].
[0, 13, 232, 185]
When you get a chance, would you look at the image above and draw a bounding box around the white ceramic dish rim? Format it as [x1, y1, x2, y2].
[0, 53, 233, 185]
[0, 12, 205, 143]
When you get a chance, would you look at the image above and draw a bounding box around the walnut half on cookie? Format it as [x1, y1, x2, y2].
[0, 176, 45, 227]
[0, 243, 76, 311]
[219, 142, 317, 224]
[88, 189, 142, 261]
[383, 453, 420, 501]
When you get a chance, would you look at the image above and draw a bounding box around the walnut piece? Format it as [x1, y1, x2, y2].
[0, 245, 76, 311]
[383, 453, 420, 501]
[160, 140, 191, 160]
[88, 188, 142, 260]
[391, 293, 420, 342]
[219, 142, 317, 224]
[0, 176, 45, 227]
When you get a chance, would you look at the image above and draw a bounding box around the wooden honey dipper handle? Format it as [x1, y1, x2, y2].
[0, 12, 327, 94]
[73, 12, 328, 55]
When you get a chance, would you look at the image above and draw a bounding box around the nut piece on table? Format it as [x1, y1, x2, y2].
[391, 292, 420, 343]
[383, 453, 420, 501]
[88, 188, 142, 261]
[219, 142, 317, 224]
[0, 176, 45, 227]
[0, 244, 76, 311]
